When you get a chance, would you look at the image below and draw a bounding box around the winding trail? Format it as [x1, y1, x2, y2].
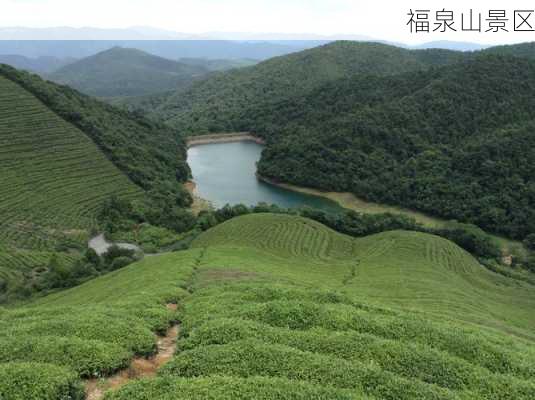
[85, 304, 179, 400]
[88, 234, 141, 256]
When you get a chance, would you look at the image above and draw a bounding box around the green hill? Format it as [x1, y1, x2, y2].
[0, 64, 191, 300]
[177, 57, 259, 72]
[154, 41, 535, 133]
[0, 72, 141, 297]
[1, 214, 534, 399]
[155, 41, 465, 131]
[483, 41, 535, 59]
[254, 55, 535, 240]
[48, 47, 209, 97]
[0, 74, 142, 245]
[192, 214, 535, 337]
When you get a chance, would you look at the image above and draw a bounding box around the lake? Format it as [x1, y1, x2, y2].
[187, 141, 342, 212]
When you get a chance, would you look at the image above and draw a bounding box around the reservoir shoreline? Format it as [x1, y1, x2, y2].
[186, 132, 265, 147]
[184, 180, 213, 215]
[186, 135, 442, 226]
[186, 137, 522, 255]
[256, 174, 443, 227]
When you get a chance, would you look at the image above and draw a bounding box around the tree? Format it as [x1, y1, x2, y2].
[102, 245, 135, 267]
[42, 254, 72, 289]
[84, 248, 101, 267]
[110, 256, 134, 271]
[525, 255, 535, 273]
[523, 233, 535, 251]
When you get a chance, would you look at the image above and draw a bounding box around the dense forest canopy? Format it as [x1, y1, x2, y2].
[155, 42, 466, 132]
[255, 56, 535, 239]
[150, 41, 535, 241]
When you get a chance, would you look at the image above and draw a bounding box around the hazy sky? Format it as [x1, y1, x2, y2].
[2, 0, 535, 44]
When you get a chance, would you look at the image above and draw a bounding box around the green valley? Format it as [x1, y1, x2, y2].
[1, 32, 535, 400]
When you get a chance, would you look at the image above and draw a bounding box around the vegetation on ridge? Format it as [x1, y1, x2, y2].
[48, 47, 211, 98]
[155, 41, 465, 131]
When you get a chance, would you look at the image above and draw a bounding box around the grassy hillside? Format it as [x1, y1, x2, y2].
[192, 214, 535, 337]
[0, 75, 141, 246]
[0, 64, 192, 300]
[2, 214, 534, 399]
[0, 72, 142, 297]
[48, 47, 210, 97]
[0, 250, 198, 399]
[155, 41, 465, 132]
[0, 63, 190, 197]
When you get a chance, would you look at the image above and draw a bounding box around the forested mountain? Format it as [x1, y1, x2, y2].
[2, 64, 190, 194]
[48, 47, 210, 97]
[2, 37, 535, 400]
[155, 41, 535, 241]
[177, 57, 258, 71]
[482, 42, 535, 59]
[155, 41, 466, 131]
[252, 55, 535, 240]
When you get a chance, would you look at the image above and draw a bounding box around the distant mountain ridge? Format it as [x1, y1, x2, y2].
[0, 26, 202, 40]
[0, 40, 319, 61]
[0, 54, 76, 73]
[0, 27, 490, 49]
[177, 57, 258, 72]
[48, 47, 210, 97]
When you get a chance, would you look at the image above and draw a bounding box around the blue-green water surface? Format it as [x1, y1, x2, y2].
[188, 141, 342, 212]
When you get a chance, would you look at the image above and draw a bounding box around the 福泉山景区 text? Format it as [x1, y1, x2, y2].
[407, 9, 534, 33]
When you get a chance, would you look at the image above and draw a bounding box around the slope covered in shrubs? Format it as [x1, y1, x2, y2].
[2, 214, 534, 399]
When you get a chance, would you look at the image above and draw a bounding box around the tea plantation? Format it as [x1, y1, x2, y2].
[1, 214, 534, 399]
[0, 75, 142, 249]
[0, 71, 143, 297]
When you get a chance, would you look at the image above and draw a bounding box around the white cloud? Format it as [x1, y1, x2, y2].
[1, 0, 535, 44]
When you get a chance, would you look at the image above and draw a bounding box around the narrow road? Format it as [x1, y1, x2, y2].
[88, 234, 141, 256]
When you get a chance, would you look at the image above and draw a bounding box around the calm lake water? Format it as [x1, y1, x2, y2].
[188, 141, 342, 212]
